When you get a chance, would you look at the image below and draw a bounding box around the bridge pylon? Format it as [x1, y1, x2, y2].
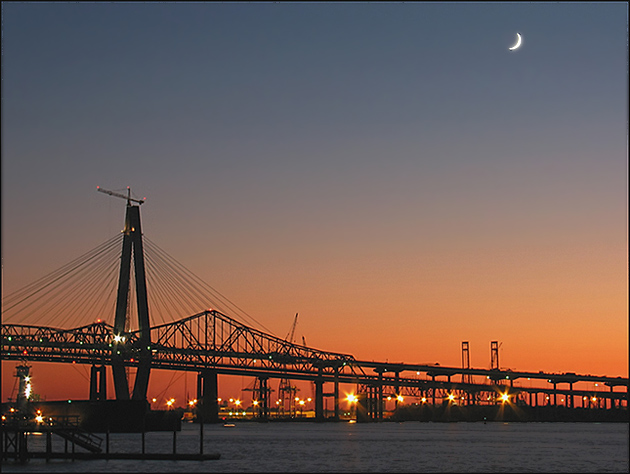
[101, 187, 152, 401]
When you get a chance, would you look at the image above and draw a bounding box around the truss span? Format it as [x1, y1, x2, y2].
[1, 309, 359, 379]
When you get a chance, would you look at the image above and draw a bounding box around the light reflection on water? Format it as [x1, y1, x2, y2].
[2, 421, 628, 472]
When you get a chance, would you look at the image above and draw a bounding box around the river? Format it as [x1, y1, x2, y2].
[2, 420, 628, 472]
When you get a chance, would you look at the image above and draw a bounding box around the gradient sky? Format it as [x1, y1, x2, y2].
[2, 2, 628, 403]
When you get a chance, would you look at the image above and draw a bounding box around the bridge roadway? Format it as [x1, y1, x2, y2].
[2, 310, 628, 420]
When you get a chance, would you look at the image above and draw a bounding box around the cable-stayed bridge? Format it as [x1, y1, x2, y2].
[2, 191, 627, 422]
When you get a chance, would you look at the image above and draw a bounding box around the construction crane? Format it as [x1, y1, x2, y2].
[285, 313, 299, 344]
[97, 186, 146, 206]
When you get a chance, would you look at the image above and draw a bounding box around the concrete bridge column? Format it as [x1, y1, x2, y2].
[394, 371, 400, 410]
[371, 385, 378, 421]
[315, 369, 324, 421]
[356, 392, 368, 422]
[197, 370, 219, 423]
[89, 365, 107, 401]
[377, 373, 384, 421]
[257, 376, 269, 420]
[333, 368, 340, 420]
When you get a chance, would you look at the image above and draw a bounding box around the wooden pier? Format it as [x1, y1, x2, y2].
[1, 414, 220, 464]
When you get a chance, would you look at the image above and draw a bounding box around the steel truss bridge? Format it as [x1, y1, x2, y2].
[2, 191, 628, 422]
[2, 311, 628, 421]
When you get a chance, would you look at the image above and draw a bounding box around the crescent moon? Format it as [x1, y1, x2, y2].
[509, 33, 522, 51]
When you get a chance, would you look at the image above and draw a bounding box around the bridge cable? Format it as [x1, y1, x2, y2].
[143, 237, 277, 336]
[2, 235, 122, 327]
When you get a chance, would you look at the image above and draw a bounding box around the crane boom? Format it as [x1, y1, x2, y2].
[97, 186, 146, 205]
[285, 313, 298, 343]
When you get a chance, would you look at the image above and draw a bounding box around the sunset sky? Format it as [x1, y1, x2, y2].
[2, 2, 627, 404]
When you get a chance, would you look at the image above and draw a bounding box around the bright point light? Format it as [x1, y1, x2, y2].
[235, 399, 241, 406]
[299, 400, 305, 406]
[152, 398, 157, 403]
[253, 400, 259, 406]
[346, 394, 357, 403]
[501, 394, 509, 402]
[421, 397, 427, 403]
[448, 394, 455, 402]
[35, 415, 44, 423]
[397, 395, 404, 403]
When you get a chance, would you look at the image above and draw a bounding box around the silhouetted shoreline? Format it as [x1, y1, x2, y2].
[388, 404, 629, 423]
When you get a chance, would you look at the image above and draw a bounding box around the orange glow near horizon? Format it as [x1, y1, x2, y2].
[2, 1, 627, 414]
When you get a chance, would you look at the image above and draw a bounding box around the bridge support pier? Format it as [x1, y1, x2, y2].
[356, 393, 368, 422]
[394, 371, 400, 411]
[334, 369, 340, 420]
[315, 372, 324, 421]
[255, 377, 269, 420]
[355, 384, 378, 422]
[197, 370, 219, 423]
[89, 365, 107, 401]
[377, 373, 384, 421]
